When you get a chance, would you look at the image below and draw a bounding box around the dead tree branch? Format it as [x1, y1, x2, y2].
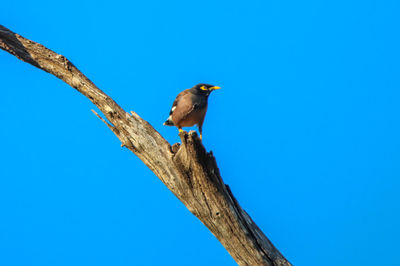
[0, 24, 291, 266]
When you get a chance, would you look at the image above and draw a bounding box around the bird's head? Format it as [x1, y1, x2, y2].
[191, 83, 221, 95]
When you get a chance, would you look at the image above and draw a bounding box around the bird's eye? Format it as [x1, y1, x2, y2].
[200, 86, 208, 91]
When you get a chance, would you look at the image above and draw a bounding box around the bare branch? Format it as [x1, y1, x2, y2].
[0, 24, 291, 266]
[91, 109, 114, 128]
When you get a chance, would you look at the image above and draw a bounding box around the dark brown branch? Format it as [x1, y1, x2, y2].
[0, 24, 291, 266]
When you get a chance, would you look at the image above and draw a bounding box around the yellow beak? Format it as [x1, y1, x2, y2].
[210, 86, 221, 90]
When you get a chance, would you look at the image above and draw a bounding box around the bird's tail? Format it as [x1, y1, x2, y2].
[163, 117, 174, 126]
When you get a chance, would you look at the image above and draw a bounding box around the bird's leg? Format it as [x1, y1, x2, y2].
[198, 126, 203, 140]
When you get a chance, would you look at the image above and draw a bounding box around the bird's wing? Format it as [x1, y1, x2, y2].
[169, 89, 191, 115]
[171, 91, 201, 124]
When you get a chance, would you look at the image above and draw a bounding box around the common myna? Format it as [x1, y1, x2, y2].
[163, 83, 221, 140]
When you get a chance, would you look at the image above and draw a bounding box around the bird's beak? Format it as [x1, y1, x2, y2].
[210, 86, 221, 90]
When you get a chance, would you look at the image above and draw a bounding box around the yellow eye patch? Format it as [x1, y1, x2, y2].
[200, 85, 208, 91]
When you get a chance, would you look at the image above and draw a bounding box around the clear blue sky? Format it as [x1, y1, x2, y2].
[1, 1, 399, 265]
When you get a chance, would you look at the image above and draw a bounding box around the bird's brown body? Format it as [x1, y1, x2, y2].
[170, 89, 208, 128]
[163, 84, 220, 140]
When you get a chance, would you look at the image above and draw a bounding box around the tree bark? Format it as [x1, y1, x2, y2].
[0, 25, 291, 266]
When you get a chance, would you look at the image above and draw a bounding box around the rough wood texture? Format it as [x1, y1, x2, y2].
[0, 25, 291, 266]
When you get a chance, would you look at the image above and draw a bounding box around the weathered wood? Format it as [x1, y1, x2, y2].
[0, 24, 291, 266]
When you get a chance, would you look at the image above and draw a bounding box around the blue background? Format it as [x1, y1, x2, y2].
[1, 1, 400, 265]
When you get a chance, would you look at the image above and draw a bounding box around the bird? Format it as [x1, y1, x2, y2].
[163, 83, 221, 140]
